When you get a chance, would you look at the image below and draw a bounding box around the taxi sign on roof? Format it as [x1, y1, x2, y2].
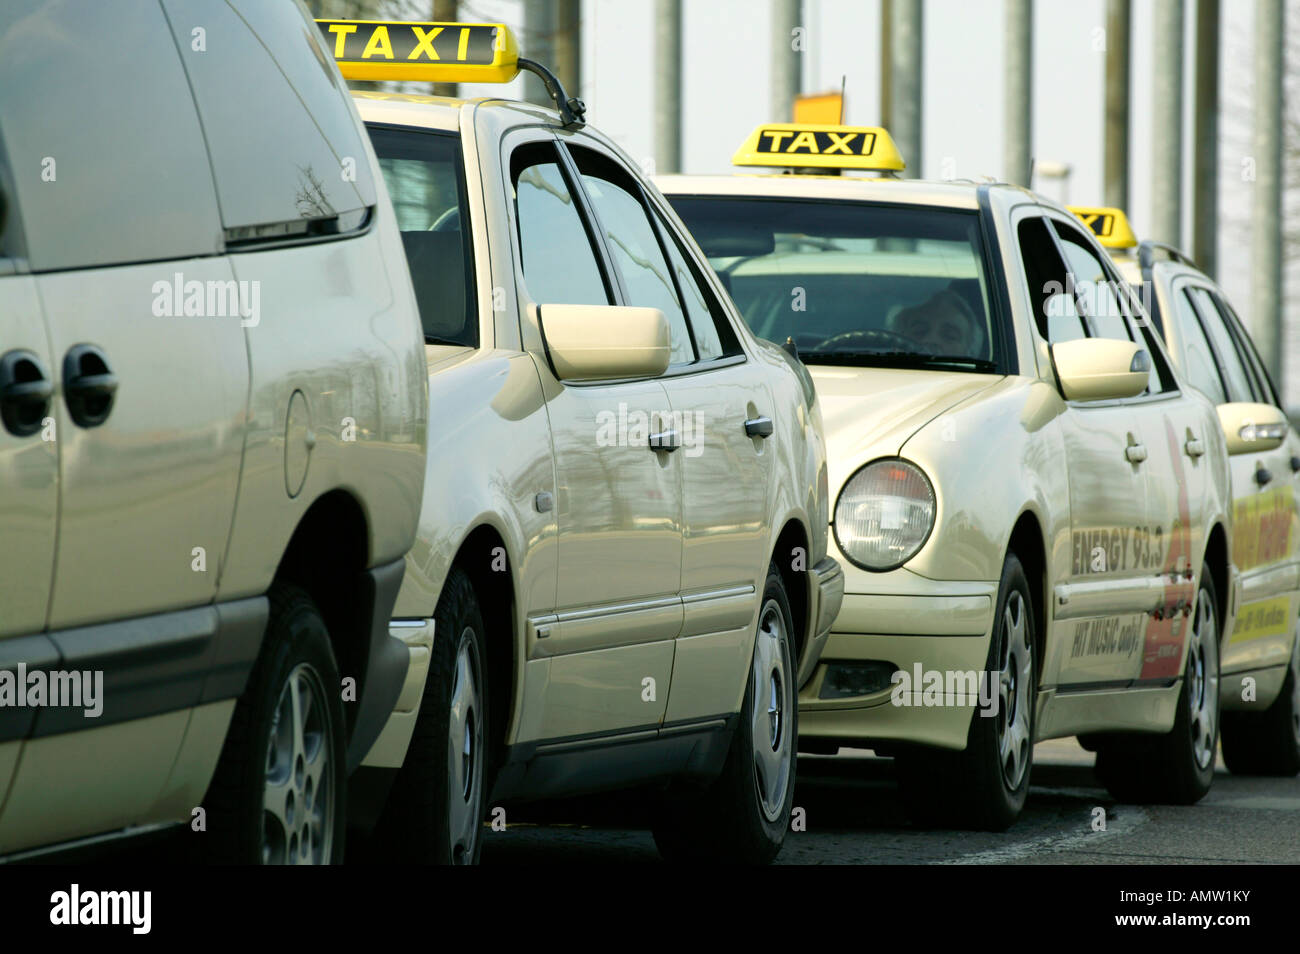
[732, 124, 905, 172]
[316, 20, 519, 83]
[1068, 205, 1138, 250]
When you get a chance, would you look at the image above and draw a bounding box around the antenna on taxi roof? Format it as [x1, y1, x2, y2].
[839, 75, 846, 123]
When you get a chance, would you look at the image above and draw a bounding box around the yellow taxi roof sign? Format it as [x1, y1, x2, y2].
[1067, 205, 1138, 249]
[732, 124, 905, 172]
[316, 20, 519, 84]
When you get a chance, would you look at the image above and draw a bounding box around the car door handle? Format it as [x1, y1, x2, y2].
[744, 416, 774, 438]
[63, 343, 117, 428]
[1125, 442, 1147, 464]
[0, 349, 53, 437]
[1290, 455, 1300, 473]
[649, 429, 680, 452]
[1185, 437, 1205, 458]
[1256, 464, 1273, 486]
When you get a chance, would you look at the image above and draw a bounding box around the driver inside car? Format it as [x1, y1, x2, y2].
[887, 286, 986, 358]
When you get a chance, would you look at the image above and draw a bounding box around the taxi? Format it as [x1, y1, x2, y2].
[658, 125, 1238, 829]
[319, 21, 843, 863]
[1073, 205, 1300, 777]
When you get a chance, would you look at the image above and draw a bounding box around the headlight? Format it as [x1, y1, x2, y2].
[833, 459, 936, 571]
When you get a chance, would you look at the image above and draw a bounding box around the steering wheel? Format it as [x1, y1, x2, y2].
[811, 329, 916, 352]
[428, 207, 461, 232]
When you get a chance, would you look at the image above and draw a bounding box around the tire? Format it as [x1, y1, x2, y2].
[653, 564, 797, 864]
[1094, 571, 1221, 804]
[201, 583, 348, 864]
[369, 566, 489, 864]
[896, 552, 1036, 832]
[1220, 629, 1300, 777]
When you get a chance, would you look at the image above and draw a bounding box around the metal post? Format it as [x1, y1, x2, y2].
[879, 0, 892, 129]
[1192, 0, 1219, 276]
[523, 0, 556, 108]
[432, 0, 458, 98]
[1104, 0, 1131, 210]
[553, 0, 581, 100]
[1004, 0, 1032, 186]
[1253, 0, 1284, 389]
[655, 0, 682, 173]
[1151, 0, 1184, 247]
[890, 0, 923, 176]
[771, 0, 801, 122]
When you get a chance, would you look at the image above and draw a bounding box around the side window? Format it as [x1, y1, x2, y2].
[1170, 287, 1228, 405]
[1214, 293, 1280, 407]
[1187, 287, 1257, 404]
[651, 208, 741, 361]
[1017, 216, 1084, 343]
[568, 147, 695, 366]
[1054, 226, 1132, 342]
[161, 0, 373, 242]
[0, 0, 222, 270]
[370, 127, 476, 347]
[510, 144, 610, 307]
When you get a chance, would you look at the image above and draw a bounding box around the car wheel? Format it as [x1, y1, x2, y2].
[1094, 572, 1220, 804]
[896, 552, 1036, 832]
[653, 564, 796, 864]
[369, 566, 489, 864]
[1221, 627, 1300, 777]
[202, 583, 348, 864]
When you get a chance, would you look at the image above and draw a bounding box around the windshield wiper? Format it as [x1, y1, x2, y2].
[802, 349, 997, 372]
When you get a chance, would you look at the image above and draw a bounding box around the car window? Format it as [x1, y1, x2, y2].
[570, 147, 694, 366]
[1212, 292, 1280, 407]
[510, 144, 610, 307]
[1053, 225, 1132, 342]
[370, 126, 476, 347]
[161, 0, 372, 243]
[0, 0, 223, 271]
[1187, 286, 1254, 403]
[650, 207, 741, 361]
[1169, 287, 1228, 404]
[1016, 216, 1085, 343]
[669, 195, 1001, 371]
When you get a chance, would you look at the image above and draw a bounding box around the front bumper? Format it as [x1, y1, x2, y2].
[796, 557, 845, 686]
[798, 583, 997, 751]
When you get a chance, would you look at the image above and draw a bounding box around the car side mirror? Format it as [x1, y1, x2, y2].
[1051, 337, 1150, 402]
[1218, 401, 1289, 455]
[538, 304, 670, 382]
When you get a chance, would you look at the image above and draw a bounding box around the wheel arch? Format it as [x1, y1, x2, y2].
[1006, 507, 1049, 682]
[1204, 520, 1230, 641]
[771, 516, 812, 666]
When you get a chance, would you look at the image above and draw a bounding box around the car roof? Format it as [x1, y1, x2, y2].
[655, 173, 1033, 211]
[351, 90, 560, 132]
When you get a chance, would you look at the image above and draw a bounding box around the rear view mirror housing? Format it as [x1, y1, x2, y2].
[1051, 337, 1150, 402]
[1218, 401, 1289, 455]
[538, 304, 670, 382]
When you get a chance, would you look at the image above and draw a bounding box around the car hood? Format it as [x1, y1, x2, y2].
[808, 364, 1003, 472]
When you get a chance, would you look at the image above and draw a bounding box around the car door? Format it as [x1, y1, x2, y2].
[1055, 221, 1208, 683]
[507, 135, 681, 742]
[0, 0, 248, 851]
[0, 238, 58, 803]
[565, 140, 773, 724]
[1021, 214, 1157, 686]
[1176, 282, 1298, 676]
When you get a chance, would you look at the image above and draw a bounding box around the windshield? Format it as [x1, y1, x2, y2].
[668, 196, 1003, 371]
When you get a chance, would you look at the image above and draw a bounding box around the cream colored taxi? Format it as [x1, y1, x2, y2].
[318, 21, 842, 864]
[1073, 206, 1300, 777]
[659, 125, 1240, 830]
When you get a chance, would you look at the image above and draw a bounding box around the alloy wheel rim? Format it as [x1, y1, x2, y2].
[446, 627, 484, 864]
[263, 662, 334, 865]
[997, 591, 1033, 791]
[751, 598, 793, 823]
[1188, 590, 1219, 771]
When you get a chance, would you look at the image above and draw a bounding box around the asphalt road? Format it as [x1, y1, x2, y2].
[479, 739, 1300, 865]
[36, 739, 1299, 865]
